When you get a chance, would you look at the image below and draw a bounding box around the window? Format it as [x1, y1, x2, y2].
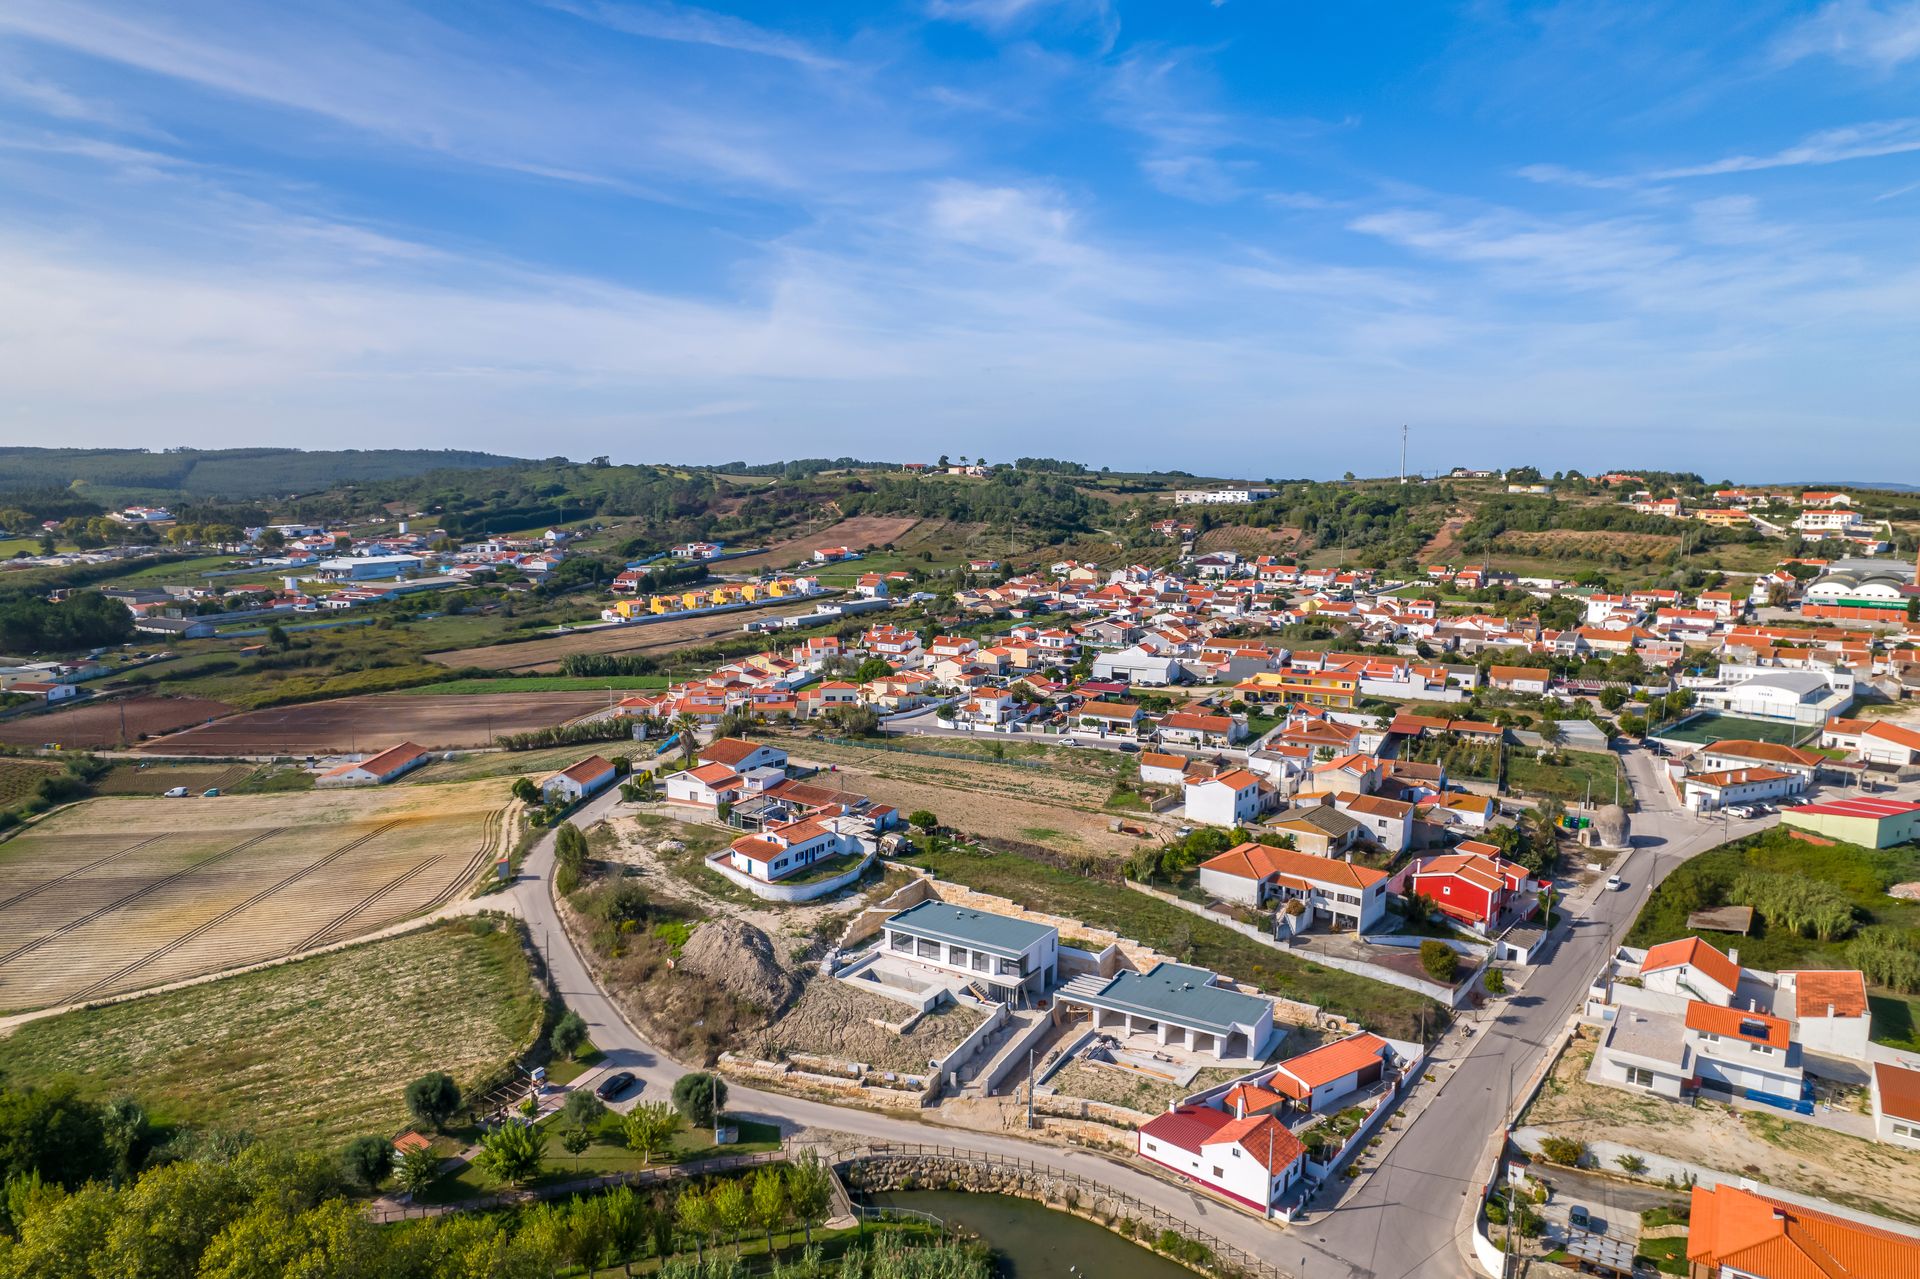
[948, 946, 969, 967]
[916, 939, 940, 959]
[1145, 1141, 1158, 1153]
[1894, 1121, 1919, 1140]
[972, 952, 990, 972]
[997, 957, 1023, 977]
[1626, 1066, 1657, 1089]
[891, 933, 912, 952]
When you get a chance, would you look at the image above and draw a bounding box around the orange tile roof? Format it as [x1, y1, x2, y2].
[554, 755, 614, 785]
[685, 762, 743, 786]
[1685, 1000, 1790, 1049]
[1642, 936, 1741, 994]
[1205, 1113, 1305, 1174]
[1197, 768, 1262, 792]
[1198, 842, 1386, 890]
[1273, 1032, 1390, 1091]
[1687, 1183, 1920, 1279]
[321, 740, 429, 779]
[1875, 1061, 1920, 1124]
[1786, 970, 1867, 1020]
[1222, 1082, 1288, 1115]
[1705, 739, 1825, 768]
[700, 737, 770, 766]
[1139, 752, 1187, 770]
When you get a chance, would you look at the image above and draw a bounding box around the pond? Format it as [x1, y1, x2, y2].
[862, 1190, 1200, 1278]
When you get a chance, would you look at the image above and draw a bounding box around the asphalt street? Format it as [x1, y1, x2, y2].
[507, 744, 1770, 1278]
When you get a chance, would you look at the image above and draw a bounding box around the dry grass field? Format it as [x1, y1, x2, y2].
[426, 599, 828, 673]
[0, 781, 513, 1011]
[91, 761, 254, 795]
[136, 691, 605, 754]
[0, 922, 540, 1146]
[717, 515, 922, 574]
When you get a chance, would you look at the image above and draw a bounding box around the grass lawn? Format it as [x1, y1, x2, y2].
[1651, 712, 1809, 747]
[1506, 749, 1631, 810]
[422, 1116, 782, 1204]
[911, 843, 1443, 1041]
[1627, 827, 1920, 1044]
[391, 676, 671, 696]
[0, 922, 542, 1147]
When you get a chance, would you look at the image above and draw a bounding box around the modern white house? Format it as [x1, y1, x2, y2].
[1058, 961, 1277, 1061]
[663, 762, 746, 810]
[1678, 765, 1804, 812]
[1184, 769, 1267, 827]
[697, 738, 789, 774]
[881, 900, 1059, 1003]
[726, 813, 870, 886]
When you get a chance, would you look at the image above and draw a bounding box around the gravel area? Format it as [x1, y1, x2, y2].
[741, 977, 983, 1073]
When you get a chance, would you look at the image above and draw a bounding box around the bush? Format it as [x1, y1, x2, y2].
[672, 1072, 727, 1127]
[1483, 967, 1506, 995]
[908, 809, 938, 832]
[1539, 1135, 1586, 1166]
[549, 1009, 590, 1059]
[1420, 940, 1459, 982]
[339, 1134, 392, 1190]
[403, 1072, 462, 1131]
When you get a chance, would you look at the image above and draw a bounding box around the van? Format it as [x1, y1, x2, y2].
[163, 786, 189, 798]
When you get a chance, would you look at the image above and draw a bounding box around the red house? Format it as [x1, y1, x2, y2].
[1407, 841, 1533, 928]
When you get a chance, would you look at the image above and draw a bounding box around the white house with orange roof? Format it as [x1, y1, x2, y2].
[723, 812, 871, 884]
[664, 761, 747, 810]
[1265, 1032, 1400, 1112]
[1184, 768, 1268, 827]
[1639, 936, 1742, 1006]
[698, 737, 788, 774]
[1135, 1106, 1306, 1218]
[540, 755, 617, 805]
[318, 741, 431, 787]
[1196, 842, 1390, 933]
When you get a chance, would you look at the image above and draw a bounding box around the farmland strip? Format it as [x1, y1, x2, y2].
[62, 820, 405, 1001]
[0, 828, 288, 968]
[294, 855, 443, 951]
[0, 834, 169, 913]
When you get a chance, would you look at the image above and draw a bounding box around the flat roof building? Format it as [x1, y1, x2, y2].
[881, 901, 1059, 1003]
[1059, 961, 1275, 1061]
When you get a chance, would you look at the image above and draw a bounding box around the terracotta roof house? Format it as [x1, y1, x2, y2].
[319, 741, 431, 787]
[541, 755, 617, 805]
[1196, 841, 1389, 933]
[1686, 1182, 1920, 1278]
[1136, 1105, 1307, 1217]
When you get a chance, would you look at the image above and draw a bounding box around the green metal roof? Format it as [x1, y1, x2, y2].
[1068, 962, 1271, 1036]
[885, 901, 1055, 959]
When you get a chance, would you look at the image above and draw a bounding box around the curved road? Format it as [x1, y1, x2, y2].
[508, 750, 1769, 1279]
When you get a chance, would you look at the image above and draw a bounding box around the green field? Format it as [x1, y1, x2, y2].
[1626, 827, 1920, 1044]
[391, 675, 670, 696]
[1651, 712, 1809, 746]
[0, 922, 541, 1146]
[911, 843, 1442, 1040]
[1506, 749, 1631, 810]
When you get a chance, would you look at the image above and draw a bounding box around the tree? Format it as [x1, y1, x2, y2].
[710, 1178, 750, 1255]
[1598, 686, 1628, 712]
[675, 1184, 716, 1264]
[550, 1009, 590, 1060]
[749, 1166, 789, 1253]
[908, 809, 938, 833]
[266, 622, 290, 650]
[560, 1125, 592, 1160]
[785, 1155, 833, 1245]
[560, 1088, 607, 1129]
[0, 1082, 112, 1189]
[621, 1101, 680, 1166]
[672, 1073, 727, 1128]
[1538, 1135, 1586, 1166]
[1615, 1153, 1648, 1176]
[1617, 712, 1648, 738]
[403, 1072, 462, 1131]
[1419, 940, 1459, 982]
[339, 1135, 392, 1190]
[1483, 967, 1506, 995]
[393, 1146, 439, 1200]
[473, 1122, 546, 1186]
[853, 657, 893, 683]
[511, 777, 537, 803]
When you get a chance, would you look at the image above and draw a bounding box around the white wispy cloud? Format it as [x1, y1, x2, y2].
[1649, 118, 1920, 177]
[1774, 0, 1920, 71]
[542, 0, 843, 70]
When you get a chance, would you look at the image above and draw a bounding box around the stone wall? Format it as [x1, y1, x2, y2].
[718, 1052, 939, 1109]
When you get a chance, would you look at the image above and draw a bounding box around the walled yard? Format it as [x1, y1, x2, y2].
[786, 738, 1158, 859]
[1520, 1028, 1920, 1226]
[0, 781, 512, 1010]
[739, 977, 983, 1074]
[135, 691, 608, 754]
[0, 922, 540, 1147]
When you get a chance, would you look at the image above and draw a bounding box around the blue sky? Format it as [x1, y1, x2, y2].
[1, 1, 1917, 478]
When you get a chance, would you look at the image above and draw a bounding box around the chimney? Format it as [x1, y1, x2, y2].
[1828, 1003, 1836, 1018]
[1729, 947, 1740, 966]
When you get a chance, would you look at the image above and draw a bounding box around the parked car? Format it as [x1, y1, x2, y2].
[163, 786, 189, 798]
[1605, 874, 1625, 891]
[594, 1071, 638, 1101]
[201, 788, 221, 798]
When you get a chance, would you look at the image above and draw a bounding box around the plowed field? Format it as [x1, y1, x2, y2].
[136, 692, 605, 754]
[0, 695, 231, 748]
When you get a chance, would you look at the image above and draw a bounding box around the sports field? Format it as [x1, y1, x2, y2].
[1651, 712, 1810, 747]
[0, 781, 513, 1010]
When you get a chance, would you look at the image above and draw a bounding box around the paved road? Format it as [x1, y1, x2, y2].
[507, 746, 1768, 1279]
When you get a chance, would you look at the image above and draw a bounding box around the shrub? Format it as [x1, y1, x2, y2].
[672, 1072, 728, 1127]
[909, 810, 938, 832]
[403, 1072, 462, 1131]
[1483, 967, 1506, 995]
[549, 1009, 590, 1059]
[1420, 940, 1459, 982]
[1539, 1135, 1586, 1166]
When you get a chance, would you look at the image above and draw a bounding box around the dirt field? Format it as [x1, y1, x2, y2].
[0, 922, 539, 1146]
[0, 695, 232, 748]
[1521, 1029, 1920, 1225]
[0, 757, 62, 807]
[740, 976, 982, 1072]
[784, 737, 1161, 858]
[426, 599, 828, 673]
[1194, 525, 1307, 557]
[92, 761, 254, 795]
[0, 781, 513, 1010]
[135, 691, 607, 754]
[719, 516, 921, 574]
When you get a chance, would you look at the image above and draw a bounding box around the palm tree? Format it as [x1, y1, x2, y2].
[669, 712, 701, 762]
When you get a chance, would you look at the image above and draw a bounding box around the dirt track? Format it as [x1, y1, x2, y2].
[135, 692, 607, 755]
[0, 696, 232, 749]
[427, 599, 828, 673]
[718, 516, 920, 574]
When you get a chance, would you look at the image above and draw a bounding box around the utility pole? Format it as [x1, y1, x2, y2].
[1027, 1046, 1036, 1130]
[1400, 425, 1409, 485]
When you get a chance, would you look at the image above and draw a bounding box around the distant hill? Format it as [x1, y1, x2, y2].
[0, 447, 536, 499]
[1752, 480, 1920, 492]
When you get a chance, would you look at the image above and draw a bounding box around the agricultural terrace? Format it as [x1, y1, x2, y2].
[0, 922, 540, 1147]
[713, 515, 921, 573]
[426, 598, 829, 673]
[0, 695, 231, 748]
[0, 757, 63, 808]
[1626, 826, 1920, 1048]
[0, 781, 513, 1010]
[909, 841, 1442, 1041]
[136, 691, 607, 754]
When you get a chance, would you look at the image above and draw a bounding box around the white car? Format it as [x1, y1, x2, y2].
[163, 786, 190, 798]
[1605, 874, 1625, 891]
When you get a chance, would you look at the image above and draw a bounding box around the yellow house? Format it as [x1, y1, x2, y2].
[1235, 669, 1358, 709]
